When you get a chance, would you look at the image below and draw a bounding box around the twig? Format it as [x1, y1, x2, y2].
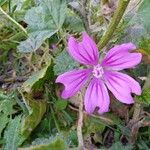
[98, 0, 131, 50]
[0, 7, 27, 36]
[77, 93, 84, 150]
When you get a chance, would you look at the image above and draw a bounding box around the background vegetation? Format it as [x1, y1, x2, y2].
[0, 0, 150, 149]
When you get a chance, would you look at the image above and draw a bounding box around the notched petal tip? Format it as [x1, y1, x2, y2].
[98, 107, 109, 115]
[56, 69, 91, 99]
[67, 32, 99, 65]
[102, 43, 142, 70]
[84, 78, 110, 114]
[136, 52, 142, 64]
[121, 42, 136, 51]
[104, 71, 141, 104]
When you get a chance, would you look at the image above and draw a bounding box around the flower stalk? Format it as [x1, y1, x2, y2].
[98, 0, 131, 50]
[0, 7, 27, 36]
[77, 92, 84, 149]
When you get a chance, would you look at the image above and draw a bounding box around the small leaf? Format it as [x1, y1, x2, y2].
[54, 50, 79, 75]
[19, 136, 67, 150]
[18, 0, 67, 52]
[0, 114, 9, 138]
[20, 92, 47, 140]
[64, 8, 85, 32]
[83, 116, 105, 140]
[55, 100, 68, 110]
[22, 61, 52, 93]
[109, 142, 133, 150]
[4, 116, 22, 150]
[136, 89, 150, 106]
[0, 92, 17, 138]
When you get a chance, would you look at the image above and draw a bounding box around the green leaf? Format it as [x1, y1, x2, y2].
[55, 100, 68, 110]
[4, 116, 22, 150]
[0, 99, 16, 115]
[0, 114, 9, 138]
[64, 8, 84, 32]
[121, 1, 150, 45]
[83, 117, 105, 143]
[20, 92, 47, 140]
[54, 50, 79, 75]
[109, 142, 133, 150]
[136, 89, 150, 106]
[22, 61, 52, 92]
[0, 92, 17, 138]
[19, 136, 67, 150]
[18, 0, 67, 52]
[138, 0, 150, 33]
[137, 140, 150, 150]
[84, 117, 106, 134]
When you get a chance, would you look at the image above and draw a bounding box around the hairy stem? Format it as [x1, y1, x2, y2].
[98, 0, 131, 49]
[0, 7, 27, 36]
[77, 93, 84, 149]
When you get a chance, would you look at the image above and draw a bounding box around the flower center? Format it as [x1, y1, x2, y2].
[92, 64, 104, 78]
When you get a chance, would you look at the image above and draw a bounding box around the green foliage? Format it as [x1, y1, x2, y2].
[83, 117, 105, 144]
[137, 140, 150, 150]
[18, 0, 67, 52]
[22, 61, 52, 92]
[0, 92, 17, 138]
[84, 117, 105, 135]
[0, 92, 16, 115]
[20, 92, 47, 140]
[136, 89, 150, 106]
[0, 115, 9, 138]
[55, 99, 68, 111]
[138, 0, 150, 33]
[121, 0, 150, 44]
[64, 8, 85, 32]
[54, 50, 79, 75]
[139, 37, 150, 53]
[22, 136, 67, 150]
[4, 116, 22, 150]
[109, 142, 133, 150]
[0, 16, 25, 51]
[1, 0, 150, 149]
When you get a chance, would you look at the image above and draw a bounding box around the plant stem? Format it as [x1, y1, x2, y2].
[143, 73, 150, 89]
[77, 93, 84, 150]
[81, 0, 91, 34]
[0, 7, 28, 36]
[50, 106, 61, 133]
[98, 0, 131, 50]
[59, 29, 67, 46]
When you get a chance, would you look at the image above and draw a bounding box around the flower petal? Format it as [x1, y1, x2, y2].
[56, 69, 92, 99]
[104, 71, 135, 104]
[84, 78, 110, 114]
[102, 43, 142, 70]
[112, 71, 141, 95]
[68, 32, 99, 65]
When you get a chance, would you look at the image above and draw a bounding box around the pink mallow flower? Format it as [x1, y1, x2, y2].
[56, 32, 142, 114]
